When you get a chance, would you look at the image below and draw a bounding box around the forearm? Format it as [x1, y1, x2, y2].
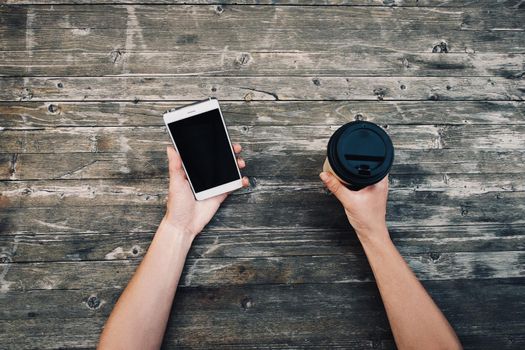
[359, 228, 461, 350]
[98, 218, 194, 350]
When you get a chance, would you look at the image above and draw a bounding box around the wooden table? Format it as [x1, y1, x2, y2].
[1, 1, 524, 349]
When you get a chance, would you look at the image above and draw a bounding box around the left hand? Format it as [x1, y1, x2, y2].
[163, 143, 249, 238]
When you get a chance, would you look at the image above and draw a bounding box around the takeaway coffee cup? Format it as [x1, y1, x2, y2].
[323, 121, 394, 191]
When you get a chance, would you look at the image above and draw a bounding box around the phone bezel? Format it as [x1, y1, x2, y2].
[163, 99, 243, 201]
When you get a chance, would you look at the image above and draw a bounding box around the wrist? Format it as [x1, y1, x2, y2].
[355, 224, 391, 250]
[159, 217, 196, 246]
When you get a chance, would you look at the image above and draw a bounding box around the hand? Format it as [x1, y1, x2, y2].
[164, 143, 249, 238]
[319, 172, 390, 242]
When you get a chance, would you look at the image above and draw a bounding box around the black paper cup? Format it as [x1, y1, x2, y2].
[323, 121, 394, 191]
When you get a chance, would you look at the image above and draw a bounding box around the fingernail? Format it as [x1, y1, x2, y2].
[319, 172, 328, 181]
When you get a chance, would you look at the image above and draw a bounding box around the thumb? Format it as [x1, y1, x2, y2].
[320, 171, 353, 207]
[167, 146, 185, 183]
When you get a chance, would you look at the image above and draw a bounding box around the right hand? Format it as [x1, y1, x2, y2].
[164, 144, 249, 239]
[319, 172, 390, 242]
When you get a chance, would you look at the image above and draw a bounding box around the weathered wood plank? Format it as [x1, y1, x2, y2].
[1, 101, 525, 128]
[2, 6, 525, 55]
[1, 5, 522, 31]
[1, 190, 524, 234]
[1, 76, 522, 102]
[1, 250, 524, 293]
[3, 0, 523, 7]
[1, 224, 523, 263]
[1, 324, 522, 350]
[1, 149, 524, 182]
[1, 174, 524, 209]
[3, 27, 524, 55]
[2, 51, 524, 77]
[1, 280, 523, 349]
[1, 124, 524, 156]
[2, 280, 525, 347]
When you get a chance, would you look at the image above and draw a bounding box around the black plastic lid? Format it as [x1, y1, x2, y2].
[327, 121, 394, 190]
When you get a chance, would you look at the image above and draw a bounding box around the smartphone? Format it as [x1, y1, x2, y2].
[163, 98, 243, 200]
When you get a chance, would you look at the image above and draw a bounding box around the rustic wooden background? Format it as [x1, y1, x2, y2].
[1, 1, 524, 349]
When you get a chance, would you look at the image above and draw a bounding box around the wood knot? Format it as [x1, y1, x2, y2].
[373, 87, 388, 100]
[432, 42, 448, 53]
[27, 312, 37, 318]
[215, 5, 224, 14]
[243, 92, 254, 102]
[47, 104, 59, 113]
[9, 154, 18, 178]
[57, 82, 64, 89]
[131, 245, 140, 256]
[235, 53, 251, 66]
[240, 296, 253, 310]
[429, 252, 441, 262]
[110, 49, 123, 64]
[20, 88, 33, 101]
[22, 187, 32, 195]
[86, 295, 101, 309]
[354, 114, 365, 121]
[400, 84, 406, 90]
[312, 78, 321, 86]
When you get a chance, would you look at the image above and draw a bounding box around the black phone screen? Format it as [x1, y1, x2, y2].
[167, 108, 239, 193]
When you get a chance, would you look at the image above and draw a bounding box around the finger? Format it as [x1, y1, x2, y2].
[216, 193, 228, 204]
[319, 172, 353, 206]
[376, 175, 389, 191]
[167, 146, 186, 187]
[167, 146, 182, 172]
[233, 143, 242, 154]
[242, 176, 250, 187]
[237, 157, 246, 169]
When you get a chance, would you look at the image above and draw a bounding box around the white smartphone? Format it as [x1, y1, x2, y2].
[163, 98, 243, 201]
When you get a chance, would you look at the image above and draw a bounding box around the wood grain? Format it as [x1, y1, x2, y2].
[2, 5, 522, 31]
[3, 0, 524, 6]
[3, 28, 524, 54]
[2, 251, 524, 293]
[1, 224, 524, 263]
[2, 5, 524, 56]
[1, 149, 524, 182]
[2, 51, 524, 77]
[1, 76, 523, 102]
[1, 190, 524, 235]
[1, 280, 523, 349]
[1, 124, 524, 156]
[2, 101, 525, 128]
[2, 174, 525, 209]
